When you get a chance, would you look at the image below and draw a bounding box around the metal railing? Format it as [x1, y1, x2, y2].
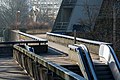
[76, 44, 97, 80]
[18, 31, 47, 41]
[47, 32, 111, 45]
[99, 44, 120, 80]
[108, 45, 120, 71]
[63, 0, 77, 4]
[47, 32, 112, 54]
[69, 44, 97, 80]
[56, 22, 69, 30]
[0, 40, 47, 45]
[11, 30, 47, 42]
[13, 45, 85, 80]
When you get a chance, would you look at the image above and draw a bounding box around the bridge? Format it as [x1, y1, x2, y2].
[0, 0, 120, 80]
[0, 30, 119, 80]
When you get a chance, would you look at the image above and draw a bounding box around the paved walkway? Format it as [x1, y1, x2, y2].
[35, 34, 100, 61]
[0, 58, 32, 80]
[35, 34, 99, 59]
[34, 34, 69, 54]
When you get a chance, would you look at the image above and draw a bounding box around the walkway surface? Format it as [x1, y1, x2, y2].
[34, 34, 99, 60]
[34, 34, 69, 53]
[0, 58, 32, 80]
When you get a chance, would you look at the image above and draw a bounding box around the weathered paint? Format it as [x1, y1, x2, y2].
[13, 45, 85, 80]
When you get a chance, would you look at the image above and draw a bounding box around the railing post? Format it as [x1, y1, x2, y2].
[38, 66, 44, 80]
[74, 29, 76, 44]
[35, 64, 41, 80]
[25, 57, 29, 74]
[32, 61, 35, 79]
[39, 67, 48, 80]
[21, 54, 25, 68]
[27, 57, 32, 77]
[37, 65, 46, 80]
[28, 58, 33, 77]
[31, 60, 34, 78]
[32, 61, 40, 80]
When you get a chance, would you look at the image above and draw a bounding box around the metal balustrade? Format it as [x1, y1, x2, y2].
[13, 45, 85, 80]
[18, 31, 47, 41]
[47, 32, 112, 54]
[99, 44, 120, 80]
[11, 30, 47, 42]
[63, 0, 77, 4]
[68, 44, 97, 80]
[56, 22, 69, 29]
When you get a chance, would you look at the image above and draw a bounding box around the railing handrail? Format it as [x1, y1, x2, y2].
[56, 22, 69, 26]
[18, 31, 47, 41]
[56, 22, 69, 24]
[69, 44, 98, 80]
[108, 45, 120, 71]
[68, 45, 90, 80]
[13, 30, 47, 42]
[63, 0, 77, 4]
[0, 41, 47, 45]
[13, 45, 85, 80]
[47, 32, 111, 45]
[77, 44, 97, 80]
[99, 44, 120, 80]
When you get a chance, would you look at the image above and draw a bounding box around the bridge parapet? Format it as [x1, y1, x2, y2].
[10, 30, 47, 42]
[0, 41, 48, 58]
[47, 32, 112, 55]
[13, 45, 85, 80]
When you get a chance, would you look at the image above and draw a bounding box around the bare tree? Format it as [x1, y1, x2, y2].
[0, 0, 29, 41]
[78, 0, 100, 32]
[0, 0, 29, 29]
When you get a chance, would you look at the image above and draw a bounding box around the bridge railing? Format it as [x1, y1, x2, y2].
[56, 22, 69, 30]
[0, 41, 48, 58]
[99, 44, 120, 80]
[63, 0, 77, 5]
[13, 45, 85, 80]
[47, 32, 112, 55]
[68, 44, 98, 80]
[10, 30, 47, 42]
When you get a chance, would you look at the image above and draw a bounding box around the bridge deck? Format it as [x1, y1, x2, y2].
[34, 34, 99, 65]
[40, 47, 77, 65]
[48, 41, 99, 61]
[45, 56, 77, 65]
[0, 58, 32, 80]
[36, 34, 99, 65]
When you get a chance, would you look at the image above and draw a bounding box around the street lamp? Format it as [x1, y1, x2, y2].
[73, 24, 81, 44]
[16, 11, 20, 30]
